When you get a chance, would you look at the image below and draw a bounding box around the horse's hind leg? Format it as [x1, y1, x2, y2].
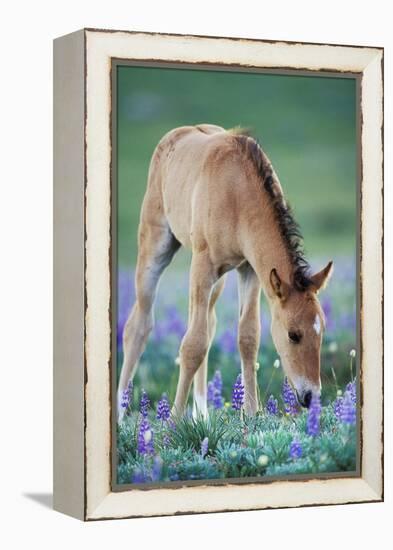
[117, 221, 180, 421]
[237, 262, 261, 416]
[192, 275, 226, 417]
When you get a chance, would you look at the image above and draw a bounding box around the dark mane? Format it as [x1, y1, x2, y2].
[235, 134, 312, 291]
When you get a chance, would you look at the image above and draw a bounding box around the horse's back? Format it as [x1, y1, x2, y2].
[146, 125, 223, 245]
[145, 124, 252, 253]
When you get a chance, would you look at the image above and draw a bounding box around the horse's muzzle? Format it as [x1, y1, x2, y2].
[296, 390, 313, 408]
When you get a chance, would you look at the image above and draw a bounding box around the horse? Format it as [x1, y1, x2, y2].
[117, 124, 333, 421]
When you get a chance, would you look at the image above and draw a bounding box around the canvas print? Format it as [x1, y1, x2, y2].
[114, 65, 358, 486]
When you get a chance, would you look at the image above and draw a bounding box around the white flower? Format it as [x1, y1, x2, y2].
[144, 429, 152, 444]
[273, 359, 280, 369]
[175, 356, 181, 365]
[350, 349, 356, 358]
[328, 341, 338, 353]
[257, 454, 269, 467]
[255, 362, 260, 372]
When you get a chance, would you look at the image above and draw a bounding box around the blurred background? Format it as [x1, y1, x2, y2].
[116, 65, 357, 407]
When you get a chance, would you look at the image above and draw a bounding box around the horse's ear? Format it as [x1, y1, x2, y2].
[270, 268, 290, 301]
[310, 261, 333, 292]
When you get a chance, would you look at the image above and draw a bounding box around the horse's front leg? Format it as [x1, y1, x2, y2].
[192, 276, 226, 418]
[237, 263, 262, 416]
[173, 252, 216, 416]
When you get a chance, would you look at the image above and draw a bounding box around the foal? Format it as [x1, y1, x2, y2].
[117, 124, 332, 420]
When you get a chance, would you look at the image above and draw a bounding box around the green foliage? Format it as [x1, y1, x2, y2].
[166, 410, 229, 455]
[117, 415, 139, 464]
[215, 442, 268, 478]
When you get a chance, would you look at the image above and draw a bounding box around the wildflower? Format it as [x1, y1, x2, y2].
[307, 395, 321, 437]
[132, 468, 147, 483]
[219, 329, 237, 354]
[273, 358, 280, 369]
[345, 379, 357, 404]
[334, 396, 344, 419]
[212, 370, 223, 392]
[162, 432, 171, 447]
[201, 437, 209, 458]
[232, 374, 245, 410]
[207, 370, 224, 409]
[339, 392, 356, 425]
[257, 454, 269, 467]
[137, 418, 154, 455]
[266, 395, 279, 415]
[121, 380, 133, 411]
[151, 455, 163, 481]
[164, 305, 186, 338]
[175, 356, 181, 366]
[140, 389, 150, 418]
[350, 349, 356, 358]
[156, 393, 171, 421]
[207, 381, 215, 405]
[328, 341, 338, 353]
[255, 362, 260, 372]
[289, 438, 303, 459]
[282, 377, 299, 415]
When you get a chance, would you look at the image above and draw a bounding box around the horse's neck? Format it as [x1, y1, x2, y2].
[242, 200, 293, 300]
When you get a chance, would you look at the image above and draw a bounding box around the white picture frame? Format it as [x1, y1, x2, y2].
[53, 28, 383, 521]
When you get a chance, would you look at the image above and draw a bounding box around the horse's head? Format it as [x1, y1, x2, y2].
[269, 261, 333, 408]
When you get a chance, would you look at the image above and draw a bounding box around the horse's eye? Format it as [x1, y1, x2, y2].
[288, 331, 302, 344]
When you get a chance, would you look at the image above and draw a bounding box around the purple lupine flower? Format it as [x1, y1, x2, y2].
[345, 379, 357, 404]
[289, 438, 303, 459]
[151, 456, 163, 481]
[137, 418, 154, 455]
[121, 380, 133, 411]
[165, 305, 186, 338]
[219, 329, 237, 354]
[201, 437, 209, 458]
[339, 392, 356, 425]
[207, 381, 215, 406]
[232, 374, 245, 410]
[207, 371, 224, 409]
[213, 370, 223, 392]
[334, 396, 344, 419]
[266, 395, 279, 415]
[282, 378, 299, 415]
[162, 432, 171, 447]
[117, 270, 135, 352]
[213, 391, 224, 409]
[140, 390, 150, 418]
[307, 395, 321, 437]
[132, 468, 147, 483]
[156, 393, 171, 421]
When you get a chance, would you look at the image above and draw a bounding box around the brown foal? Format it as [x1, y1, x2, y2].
[117, 124, 333, 421]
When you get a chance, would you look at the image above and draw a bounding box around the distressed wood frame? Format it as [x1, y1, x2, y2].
[53, 28, 383, 521]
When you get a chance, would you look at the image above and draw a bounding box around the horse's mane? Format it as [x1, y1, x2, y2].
[234, 133, 312, 292]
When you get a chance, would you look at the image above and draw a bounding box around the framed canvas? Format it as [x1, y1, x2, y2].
[53, 28, 383, 521]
